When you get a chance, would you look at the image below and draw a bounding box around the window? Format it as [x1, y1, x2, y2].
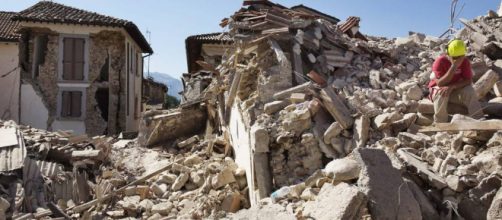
[62, 38, 85, 80]
[61, 91, 82, 118]
[126, 43, 130, 116]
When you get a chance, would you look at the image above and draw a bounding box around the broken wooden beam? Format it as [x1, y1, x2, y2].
[319, 87, 354, 129]
[273, 82, 313, 100]
[418, 120, 502, 132]
[69, 162, 174, 213]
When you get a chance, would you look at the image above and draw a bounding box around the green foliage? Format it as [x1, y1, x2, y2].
[163, 94, 180, 109]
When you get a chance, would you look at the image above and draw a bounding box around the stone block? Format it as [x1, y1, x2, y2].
[250, 124, 270, 153]
[355, 148, 422, 220]
[302, 183, 367, 220]
[323, 157, 361, 181]
[264, 100, 288, 115]
[212, 167, 236, 189]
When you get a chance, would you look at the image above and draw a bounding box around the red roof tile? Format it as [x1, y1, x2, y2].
[0, 11, 20, 42]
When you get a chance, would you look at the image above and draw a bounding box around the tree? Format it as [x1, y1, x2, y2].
[163, 95, 180, 109]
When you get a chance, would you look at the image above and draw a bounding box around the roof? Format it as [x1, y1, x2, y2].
[291, 4, 340, 24]
[0, 11, 20, 42]
[12, 1, 152, 53]
[185, 32, 233, 44]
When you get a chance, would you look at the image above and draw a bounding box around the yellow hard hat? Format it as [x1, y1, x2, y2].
[447, 39, 467, 57]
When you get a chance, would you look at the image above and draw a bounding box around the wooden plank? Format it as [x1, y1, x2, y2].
[319, 87, 354, 129]
[273, 82, 312, 100]
[418, 120, 502, 132]
[69, 162, 173, 213]
[474, 70, 500, 99]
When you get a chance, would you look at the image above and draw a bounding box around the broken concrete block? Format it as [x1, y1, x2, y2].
[139, 199, 154, 213]
[221, 192, 242, 213]
[264, 100, 289, 115]
[398, 132, 431, 149]
[471, 146, 502, 174]
[417, 99, 434, 114]
[446, 175, 466, 192]
[289, 93, 307, 103]
[373, 112, 402, 130]
[302, 182, 367, 220]
[151, 202, 173, 216]
[416, 113, 433, 126]
[405, 179, 440, 220]
[151, 183, 168, 197]
[355, 148, 422, 220]
[177, 135, 199, 148]
[392, 113, 417, 132]
[353, 116, 369, 148]
[405, 84, 423, 101]
[488, 187, 502, 220]
[493, 81, 502, 97]
[250, 124, 270, 153]
[157, 173, 177, 185]
[474, 70, 500, 99]
[323, 157, 361, 181]
[183, 154, 203, 167]
[212, 167, 236, 189]
[171, 173, 189, 191]
[300, 187, 319, 201]
[323, 122, 343, 144]
[487, 131, 502, 148]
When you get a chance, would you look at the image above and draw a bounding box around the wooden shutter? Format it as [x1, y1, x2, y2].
[61, 91, 71, 117]
[62, 38, 85, 80]
[62, 38, 74, 80]
[71, 91, 82, 117]
[74, 39, 85, 80]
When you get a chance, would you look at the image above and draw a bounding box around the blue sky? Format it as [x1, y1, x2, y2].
[2, 0, 500, 78]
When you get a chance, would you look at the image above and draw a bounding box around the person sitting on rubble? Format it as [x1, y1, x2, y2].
[428, 39, 483, 123]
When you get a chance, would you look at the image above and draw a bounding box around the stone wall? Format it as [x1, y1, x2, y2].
[88, 31, 126, 135]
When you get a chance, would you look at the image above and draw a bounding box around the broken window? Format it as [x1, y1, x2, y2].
[61, 91, 82, 118]
[62, 37, 85, 80]
[96, 88, 109, 121]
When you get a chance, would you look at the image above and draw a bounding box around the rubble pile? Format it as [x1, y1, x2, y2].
[210, 2, 502, 219]
[0, 119, 248, 219]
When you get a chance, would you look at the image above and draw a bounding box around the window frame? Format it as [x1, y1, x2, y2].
[58, 34, 89, 82]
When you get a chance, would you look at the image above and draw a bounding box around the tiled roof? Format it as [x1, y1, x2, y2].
[186, 32, 233, 44]
[13, 1, 152, 53]
[0, 11, 20, 42]
[291, 4, 340, 24]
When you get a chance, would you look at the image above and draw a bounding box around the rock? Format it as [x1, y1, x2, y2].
[184, 154, 203, 167]
[323, 122, 343, 144]
[488, 187, 502, 220]
[300, 187, 319, 201]
[446, 175, 466, 192]
[290, 93, 306, 103]
[353, 116, 370, 148]
[458, 175, 502, 220]
[118, 196, 141, 211]
[151, 202, 173, 216]
[139, 199, 154, 212]
[416, 113, 433, 126]
[264, 100, 289, 115]
[405, 179, 440, 220]
[471, 146, 502, 174]
[439, 156, 458, 177]
[190, 171, 204, 187]
[177, 135, 199, 148]
[323, 157, 361, 182]
[212, 167, 236, 189]
[157, 173, 177, 184]
[151, 183, 168, 197]
[487, 131, 502, 148]
[405, 84, 423, 101]
[398, 132, 431, 149]
[221, 192, 242, 213]
[147, 213, 162, 220]
[355, 148, 422, 220]
[0, 197, 9, 212]
[302, 183, 367, 220]
[225, 199, 296, 220]
[171, 173, 189, 191]
[373, 112, 402, 130]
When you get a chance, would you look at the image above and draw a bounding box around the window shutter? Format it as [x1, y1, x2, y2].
[74, 39, 85, 80]
[72, 91, 82, 117]
[61, 91, 71, 117]
[62, 38, 74, 80]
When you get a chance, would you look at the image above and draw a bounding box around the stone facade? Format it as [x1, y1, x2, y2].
[19, 28, 131, 136]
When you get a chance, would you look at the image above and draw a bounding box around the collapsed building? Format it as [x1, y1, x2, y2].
[0, 1, 153, 136]
[2, 0, 502, 219]
[143, 77, 168, 106]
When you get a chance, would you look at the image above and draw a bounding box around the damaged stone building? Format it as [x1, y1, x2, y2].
[1, 1, 153, 136]
[143, 77, 168, 105]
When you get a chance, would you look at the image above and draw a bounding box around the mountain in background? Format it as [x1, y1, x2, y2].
[147, 72, 183, 100]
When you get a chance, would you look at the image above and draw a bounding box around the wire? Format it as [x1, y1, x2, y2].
[1, 66, 19, 78]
